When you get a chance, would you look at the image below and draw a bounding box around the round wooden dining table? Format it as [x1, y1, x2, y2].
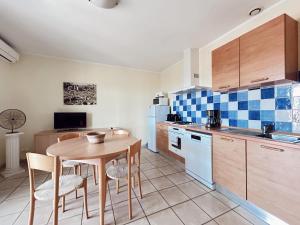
[47, 130, 138, 225]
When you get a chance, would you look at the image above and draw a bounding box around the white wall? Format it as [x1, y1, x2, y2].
[160, 60, 183, 93]
[0, 55, 160, 166]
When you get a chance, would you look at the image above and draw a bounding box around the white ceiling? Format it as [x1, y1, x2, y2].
[0, 0, 281, 72]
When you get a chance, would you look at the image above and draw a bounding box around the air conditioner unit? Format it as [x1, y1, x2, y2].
[0, 39, 19, 63]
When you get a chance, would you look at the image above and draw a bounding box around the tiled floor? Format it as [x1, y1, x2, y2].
[0, 148, 269, 225]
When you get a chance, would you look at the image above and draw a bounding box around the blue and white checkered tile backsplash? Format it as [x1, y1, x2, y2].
[172, 83, 300, 133]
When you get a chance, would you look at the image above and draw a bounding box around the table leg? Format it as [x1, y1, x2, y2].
[98, 158, 106, 225]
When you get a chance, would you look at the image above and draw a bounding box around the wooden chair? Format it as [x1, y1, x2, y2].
[106, 140, 142, 220]
[26, 153, 89, 225]
[58, 133, 97, 185]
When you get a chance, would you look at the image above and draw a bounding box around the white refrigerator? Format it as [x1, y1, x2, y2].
[147, 105, 170, 152]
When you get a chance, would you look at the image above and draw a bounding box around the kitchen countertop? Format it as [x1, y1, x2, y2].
[159, 122, 300, 150]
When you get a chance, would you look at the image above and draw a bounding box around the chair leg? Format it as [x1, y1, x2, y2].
[128, 176, 132, 220]
[53, 195, 59, 225]
[138, 171, 142, 199]
[62, 196, 66, 212]
[92, 165, 97, 185]
[79, 164, 82, 176]
[28, 196, 35, 225]
[116, 179, 120, 194]
[83, 178, 89, 219]
[74, 165, 78, 199]
[61, 165, 64, 176]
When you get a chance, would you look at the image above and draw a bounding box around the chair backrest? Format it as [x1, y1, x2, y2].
[113, 129, 130, 136]
[26, 153, 60, 192]
[127, 140, 142, 170]
[57, 133, 80, 142]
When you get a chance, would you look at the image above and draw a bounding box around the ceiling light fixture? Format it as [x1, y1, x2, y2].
[89, 0, 119, 9]
[249, 7, 262, 16]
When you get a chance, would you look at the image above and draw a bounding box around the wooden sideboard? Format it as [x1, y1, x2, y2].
[34, 128, 112, 154]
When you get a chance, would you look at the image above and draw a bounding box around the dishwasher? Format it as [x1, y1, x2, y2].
[184, 129, 214, 189]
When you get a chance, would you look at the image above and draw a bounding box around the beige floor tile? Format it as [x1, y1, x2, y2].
[143, 169, 164, 179]
[192, 180, 213, 192]
[203, 220, 218, 225]
[140, 163, 156, 171]
[7, 185, 30, 200]
[210, 191, 238, 209]
[126, 217, 149, 225]
[150, 177, 174, 190]
[193, 193, 230, 218]
[0, 178, 24, 191]
[158, 166, 180, 176]
[14, 206, 52, 225]
[0, 213, 20, 225]
[0, 189, 12, 203]
[113, 198, 145, 225]
[148, 208, 184, 225]
[150, 160, 170, 168]
[49, 199, 84, 222]
[160, 186, 189, 206]
[87, 192, 111, 211]
[172, 200, 211, 225]
[110, 185, 136, 204]
[167, 172, 193, 185]
[133, 180, 156, 196]
[138, 192, 168, 216]
[215, 210, 252, 225]
[55, 215, 82, 225]
[82, 209, 115, 225]
[0, 197, 29, 216]
[177, 181, 207, 198]
[234, 206, 269, 225]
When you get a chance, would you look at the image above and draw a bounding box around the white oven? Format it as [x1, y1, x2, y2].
[168, 126, 185, 158]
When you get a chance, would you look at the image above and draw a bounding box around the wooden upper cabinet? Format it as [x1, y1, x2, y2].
[213, 134, 246, 199]
[212, 39, 240, 91]
[247, 141, 300, 225]
[240, 14, 298, 86]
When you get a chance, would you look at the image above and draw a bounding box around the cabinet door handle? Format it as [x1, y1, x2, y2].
[218, 85, 230, 89]
[260, 145, 284, 152]
[251, 77, 269, 83]
[220, 137, 234, 142]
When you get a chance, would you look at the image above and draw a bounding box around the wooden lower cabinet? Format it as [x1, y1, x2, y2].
[213, 135, 246, 199]
[156, 123, 169, 153]
[247, 141, 300, 224]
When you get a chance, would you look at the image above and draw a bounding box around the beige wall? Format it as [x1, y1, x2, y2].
[0, 55, 160, 166]
[160, 0, 300, 91]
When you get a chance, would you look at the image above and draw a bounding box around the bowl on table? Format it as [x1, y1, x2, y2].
[86, 132, 106, 144]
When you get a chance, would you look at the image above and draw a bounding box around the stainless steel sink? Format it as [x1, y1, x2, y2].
[219, 128, 300, 143]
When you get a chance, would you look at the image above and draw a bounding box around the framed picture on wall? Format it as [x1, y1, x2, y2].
[63, 82, 97, 105]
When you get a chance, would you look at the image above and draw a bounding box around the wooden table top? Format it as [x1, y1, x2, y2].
[46, 133, 138, 160]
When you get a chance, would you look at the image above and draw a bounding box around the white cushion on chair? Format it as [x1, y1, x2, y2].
[106, 163, 138, 180]
[34, 175, 83, 201]
[62, 160, 80, 167]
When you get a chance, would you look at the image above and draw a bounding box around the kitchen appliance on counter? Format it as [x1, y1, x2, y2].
[168, 126, 186, 158]
[206, 110, 221, 128]
[184, 129, 214, 189]
[153, 97, 169, 105]
[148, 105, 170, 152]
[167, 114, 181, 122]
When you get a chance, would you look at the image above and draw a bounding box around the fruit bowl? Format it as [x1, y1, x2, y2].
[86, 132, 106, 144]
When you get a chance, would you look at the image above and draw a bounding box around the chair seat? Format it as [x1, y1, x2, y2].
[106, 163, 138, 180]
[62, 160, 80, 167]
[34, 175, 83, 201]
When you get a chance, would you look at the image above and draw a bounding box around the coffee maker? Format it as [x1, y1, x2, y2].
[206, 110, 221, 128]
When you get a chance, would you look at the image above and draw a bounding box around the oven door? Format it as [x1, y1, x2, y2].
[168, 130, 185, 158]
